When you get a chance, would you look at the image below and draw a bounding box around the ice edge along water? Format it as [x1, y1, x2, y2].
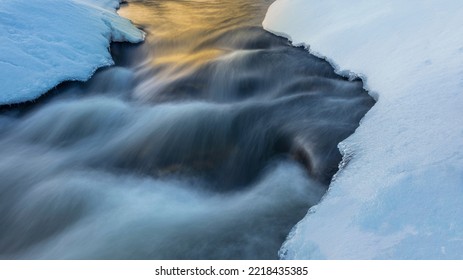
[0, 0, 144, 105]
[264, 0, 463, 259]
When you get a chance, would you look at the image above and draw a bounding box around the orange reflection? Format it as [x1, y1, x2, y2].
[118, 0, 273, 68]
[153, 49, 224, 66]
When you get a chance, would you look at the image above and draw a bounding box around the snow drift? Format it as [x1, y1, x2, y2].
[264, 0, 463, 259]
[0, 0, 144, 105]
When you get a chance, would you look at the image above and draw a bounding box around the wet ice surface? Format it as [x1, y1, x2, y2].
[0, 0, 374, 259]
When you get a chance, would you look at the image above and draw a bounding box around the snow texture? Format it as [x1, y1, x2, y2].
[0, 0, 144, 105]
[264, 0, 463, 259]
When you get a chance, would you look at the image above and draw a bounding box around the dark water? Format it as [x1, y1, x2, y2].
[0, 0, 374, 259]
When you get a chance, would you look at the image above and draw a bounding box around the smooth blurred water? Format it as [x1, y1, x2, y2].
[0, 0, 375, 259]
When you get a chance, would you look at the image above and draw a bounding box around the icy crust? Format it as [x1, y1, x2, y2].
[0, 0, 144, 105]
[264, 0, 463, 259]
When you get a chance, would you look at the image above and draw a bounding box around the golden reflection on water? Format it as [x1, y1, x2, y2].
[153, 49, 224, 66]
[119, 0, 274, 68]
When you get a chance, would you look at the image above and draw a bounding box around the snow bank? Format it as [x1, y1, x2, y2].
[0, 0, 144, 105]
[264, 0, 463, 259]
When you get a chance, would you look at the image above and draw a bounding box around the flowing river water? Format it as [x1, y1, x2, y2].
[0, 0, 374, 259]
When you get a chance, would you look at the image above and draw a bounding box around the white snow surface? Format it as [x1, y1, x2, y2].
[0, 0, 144, 105]
[264, 0, 463, 259]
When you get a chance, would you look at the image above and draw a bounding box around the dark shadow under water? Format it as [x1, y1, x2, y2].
[0, 0, 375, 259]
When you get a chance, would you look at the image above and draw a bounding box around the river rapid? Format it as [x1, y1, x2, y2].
[0, 0, 374, 259]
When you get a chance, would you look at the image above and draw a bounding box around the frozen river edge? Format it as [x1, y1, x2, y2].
[0, 0, 144, 105]
[264, 0, 463, 259]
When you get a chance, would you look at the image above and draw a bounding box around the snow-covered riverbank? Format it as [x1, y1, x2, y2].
[264, 0, 463, 259]
[0, 0, 143, 105]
